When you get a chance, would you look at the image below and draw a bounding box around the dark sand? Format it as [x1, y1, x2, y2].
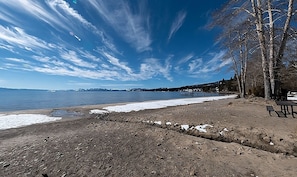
[1, 97, 297, 176]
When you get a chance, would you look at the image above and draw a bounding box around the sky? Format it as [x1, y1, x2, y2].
[0, 0, 231, 90]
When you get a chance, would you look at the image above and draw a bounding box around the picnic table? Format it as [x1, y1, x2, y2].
[275, 100, 297, 118]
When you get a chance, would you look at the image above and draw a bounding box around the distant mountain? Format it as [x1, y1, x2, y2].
[0, 78, 237, 93]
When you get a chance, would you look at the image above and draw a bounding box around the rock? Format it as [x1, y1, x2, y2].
[262, 136, 271, 143]
[151, 170, 157, 174]
[190, 170, 195, 176]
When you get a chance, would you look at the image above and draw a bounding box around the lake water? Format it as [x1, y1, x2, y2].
[0, 89, 220, 112]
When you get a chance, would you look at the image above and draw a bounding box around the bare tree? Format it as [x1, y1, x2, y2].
[225, 29, 252, 98]
[210, 1, 256, 98]
[211, 0, 296, 100]
[250, 0, 271, 100]
[266, 0, 294, 97]
[246, 55, 264, 95]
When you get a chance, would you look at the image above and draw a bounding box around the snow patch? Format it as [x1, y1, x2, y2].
[181, 124, 190, 130]
[154, 121, 162, 125]
[0, 114, 62, 130]
[219, 127, 229, 135]
[165, 122, 172, 125]
[89, 109, 109, 114]
[103, 95, 236, 113]
[193, 124, 213, 133]
[181, 124, 213, 132]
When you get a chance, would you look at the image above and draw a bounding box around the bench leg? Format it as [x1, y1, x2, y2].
[280, 105, 288, 117]
[291, 106, 295, 118]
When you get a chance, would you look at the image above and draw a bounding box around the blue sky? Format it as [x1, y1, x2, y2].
[0, 0, 231, 90]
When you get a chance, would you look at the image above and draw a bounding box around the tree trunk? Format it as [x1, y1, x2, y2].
[267, 0, 275, 97]
[229, 49, 243, 97]
[242, 38, 248, 98]
[239, 34, 245, 98]
[275, 0, 294, 97]
[251, 0, 271, 100]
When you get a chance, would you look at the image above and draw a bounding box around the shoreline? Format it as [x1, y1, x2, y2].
[0, 94, 236, 114]
[0, 95, 237, 130]
[0, 94, 237, 115]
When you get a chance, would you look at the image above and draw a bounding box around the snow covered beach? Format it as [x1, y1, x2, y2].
[2, 95, 297, 177]
[0, 95, 236, 130]
[0, 114, 62, 130]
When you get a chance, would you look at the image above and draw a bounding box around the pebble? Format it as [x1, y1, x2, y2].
[3, 163, 10, 168]
[151, 170, 156, 174]
[190, 170, 197, 176]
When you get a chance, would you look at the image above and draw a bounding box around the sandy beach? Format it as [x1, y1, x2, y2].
[1, 97, 297, 176]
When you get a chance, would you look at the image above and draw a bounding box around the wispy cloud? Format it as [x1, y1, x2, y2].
[0, 0, 119, 54]
[191, 51, 230, 75]
[0, 44, 16, 53]
[54, 0, 122, 53]
[168, 11, 187, 41]
[0, 0, 69, 31]
[4, 57, 31, 64]
[48, 0, 120, 53]
[138, 58, 172, 81]
[60, 50, 97, 69]
[188, 58, 203, 72]
[89, 0, 152, 52]
[0, 26, 51, 50]
[80, 51, 102, 62]
[103, 52, 133, 74]
[46, 0, 94, 30]
[26, 64, 120, 81]
[178, 53, 194, 64]
[173, 50, 230, 78]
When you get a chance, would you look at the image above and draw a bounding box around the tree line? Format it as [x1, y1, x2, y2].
[211, 0, 297, 100]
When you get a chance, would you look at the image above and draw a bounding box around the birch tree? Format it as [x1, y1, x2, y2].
[211, 1, 256, 98]
[212, 0, 296, 100]
[224, 28, 252, 98]
[266, 0, 294, 97]
[250, 0, 271, 100]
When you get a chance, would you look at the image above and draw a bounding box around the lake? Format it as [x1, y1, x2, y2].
[0, 89, 221, 112]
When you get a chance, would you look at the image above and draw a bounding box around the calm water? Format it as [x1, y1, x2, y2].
[0, 89, 220, 112]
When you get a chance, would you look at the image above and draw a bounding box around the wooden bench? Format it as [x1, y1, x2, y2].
[266, 106, 286, 117]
